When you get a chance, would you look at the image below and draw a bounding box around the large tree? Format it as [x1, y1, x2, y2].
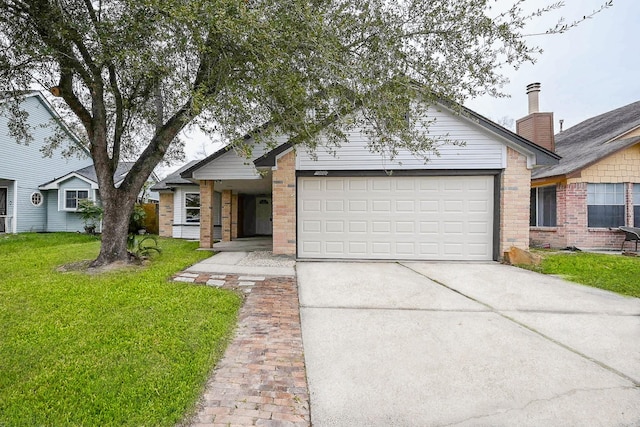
[0, 0, 606, 266]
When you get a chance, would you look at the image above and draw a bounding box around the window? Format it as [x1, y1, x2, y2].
[633, 184, 640, 226]
[530, 186, 557, 227]
[185, 193, 200, 223]
[31, 192, 43, 207]
[587, 183, 625, 228]
[65, 190, 89, 210]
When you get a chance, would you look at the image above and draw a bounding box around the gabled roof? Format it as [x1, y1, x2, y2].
[40, 162, 158, 189]
[252, 102, 560, 168]
[151, 160, 201, 191]
[532, 100, 640, 180]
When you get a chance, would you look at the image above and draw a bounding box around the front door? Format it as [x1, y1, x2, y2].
[0, 187, 7, 233]
[255, 196, 272, 235]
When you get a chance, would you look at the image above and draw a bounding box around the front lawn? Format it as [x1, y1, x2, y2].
[0, 233, 242, 426]
[530, 251, 640, 298]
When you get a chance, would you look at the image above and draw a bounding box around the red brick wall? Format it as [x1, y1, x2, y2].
[272, 150, 296, 255]
[516, 112, 555, 152]
[530, 182, 627, 250]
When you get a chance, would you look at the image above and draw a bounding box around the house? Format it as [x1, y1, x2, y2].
[520, 83, 640, 250]
[157, 101, 558, 261]
[1, 91, 159, 234]
[39, 163, 160, 233]
[0, 91, 93, 233]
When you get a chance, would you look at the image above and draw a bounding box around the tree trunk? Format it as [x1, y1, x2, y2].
[91, 189, 137, 267]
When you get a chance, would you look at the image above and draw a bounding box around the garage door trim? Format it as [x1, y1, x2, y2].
[296, 171, 502, 261]
[297, 169, 502, 177]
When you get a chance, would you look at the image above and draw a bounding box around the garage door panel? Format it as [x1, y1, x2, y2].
[395, 178, 416, 191]
[325, 221, 344, 233]
[298, 175, 494, 260]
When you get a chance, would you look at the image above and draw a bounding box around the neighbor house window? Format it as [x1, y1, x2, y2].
[185, 193, 200, 223]
[65, 190, 89, 210]
[587, 183, 625, 228]
[633, 184, 640, 227]
[530, 186, 557, 227]
[31, 192, 43, 207]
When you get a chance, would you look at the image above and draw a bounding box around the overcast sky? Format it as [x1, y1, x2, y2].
[163, 0, 635, 177]
[467, 0, 638, 130]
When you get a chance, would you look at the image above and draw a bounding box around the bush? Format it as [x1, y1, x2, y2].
[77, 199, 103, 234]
[128, 204, 147, 233]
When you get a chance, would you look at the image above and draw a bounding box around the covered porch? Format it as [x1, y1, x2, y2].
[198, 172, 273, 248]
[0, 179, 16, 233]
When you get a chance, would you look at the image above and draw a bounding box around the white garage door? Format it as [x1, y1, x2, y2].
[297, 175, 494, 260]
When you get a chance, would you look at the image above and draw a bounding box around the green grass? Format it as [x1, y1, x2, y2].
[0, 233, 242, 426]
[529, 251, 640, 298]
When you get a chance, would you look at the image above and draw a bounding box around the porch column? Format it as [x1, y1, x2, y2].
[221, 189, 232, 241]
[158, 193, 174, 238]
[231, 193, 239, 239]
[272, 150, 297, 255]
[199, 180, 215, 248]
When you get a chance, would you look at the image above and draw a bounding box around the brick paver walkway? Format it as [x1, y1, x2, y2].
[181, 273, 310, 427]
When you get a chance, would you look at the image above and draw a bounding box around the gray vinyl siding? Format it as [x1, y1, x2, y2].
[192, 135, 289, 180]
[296, 107, 506, 171]
[0, 95, 92, 232]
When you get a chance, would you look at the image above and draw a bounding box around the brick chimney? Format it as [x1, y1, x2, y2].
[516, 83, 555, 152]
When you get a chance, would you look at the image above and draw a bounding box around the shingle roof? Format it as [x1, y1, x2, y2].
[151, 160, 201, 191]
[74, 162, 136, 183]
[532, 100, 640, 179]
[39, 161, 157, 188]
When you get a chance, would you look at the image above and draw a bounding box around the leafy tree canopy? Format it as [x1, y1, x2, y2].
[0, 0, 610, 264]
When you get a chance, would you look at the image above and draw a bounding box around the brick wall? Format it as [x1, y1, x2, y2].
[158, 192, 173, 237]
[530, 181, 627, 250]
[516, 112, 555, 152]
[231, 193, 238, 239]
[199, 180, 215, 248]
[500, 147, 531, 257]
[221, 190, 232, 242]
[272, 150, 296, 255]
[531, 145, 640, 250]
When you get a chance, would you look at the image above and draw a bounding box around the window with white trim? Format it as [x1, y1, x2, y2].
[587, 183, 625, 228]
[530, 186, 557, 227]
[185, 193, 200, 223]
[65, 190, 89, 210]
[31, 192, 43, 207]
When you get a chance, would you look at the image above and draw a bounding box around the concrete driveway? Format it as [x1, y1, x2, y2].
[297, 262, 640, 426]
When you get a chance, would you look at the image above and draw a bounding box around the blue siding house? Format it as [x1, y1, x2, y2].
[0, 92, 93, 233]
[1, 92, 160, 234]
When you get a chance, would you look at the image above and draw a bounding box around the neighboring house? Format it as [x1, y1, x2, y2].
[0, 91, 93, 233]
[0, 91, 159, 234]
[159, 102, 558, 261]
[39, 163, 160, 233]
[520, 83, 640, 250]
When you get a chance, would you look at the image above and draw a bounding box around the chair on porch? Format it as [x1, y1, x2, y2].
[618, 226, 640, 251]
